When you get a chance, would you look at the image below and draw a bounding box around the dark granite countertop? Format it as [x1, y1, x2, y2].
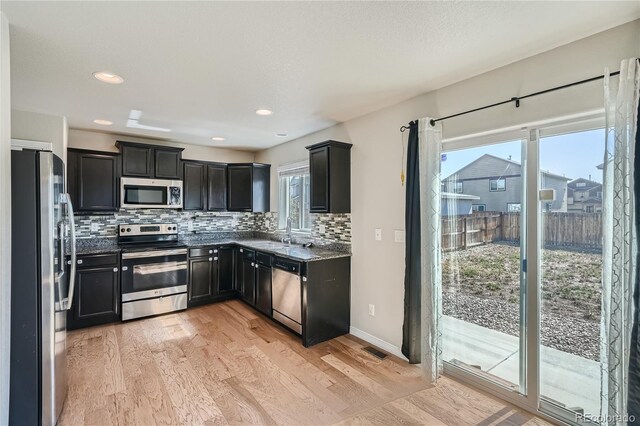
[75, 238, 121, 255]
[183, 237, 351, 262]
[73, 236, 350, 262]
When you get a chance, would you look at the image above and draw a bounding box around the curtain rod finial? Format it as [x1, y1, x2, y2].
[429, 119, 436, 127]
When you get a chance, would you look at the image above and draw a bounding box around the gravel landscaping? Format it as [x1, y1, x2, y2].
[442, 242, 602, 361]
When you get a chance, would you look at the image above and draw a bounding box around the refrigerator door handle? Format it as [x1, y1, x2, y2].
[61, 193, 77, 310]
[55, 220, 66, 307]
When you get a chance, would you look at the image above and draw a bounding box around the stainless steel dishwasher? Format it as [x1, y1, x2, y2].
[271, 257, 302, 334]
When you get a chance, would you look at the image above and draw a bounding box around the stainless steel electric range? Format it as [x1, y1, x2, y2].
[118, 223, 188, 320]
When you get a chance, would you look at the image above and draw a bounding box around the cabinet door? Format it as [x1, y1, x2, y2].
[69, 266, 119, 329]
[189, 257, 214, 304]
[309, 147, 329, 212]
[183, 162, 206, 210]
[121, 144, 153, 177]
[155, 149, 181, 179]
[227, 165, 253, 211]
[218, 247, 234, 293]
[77, 152, 118, 212]
[207, 164, 227, 211]
[256, 264, 272, 315]
[241, 258, 256, 305]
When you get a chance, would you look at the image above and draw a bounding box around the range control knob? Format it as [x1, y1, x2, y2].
[127, 228, 131, 232]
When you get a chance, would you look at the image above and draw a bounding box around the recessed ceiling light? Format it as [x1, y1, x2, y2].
[211, 137, 225, 141]
[276, 133, 287, 137]
[93, 119, 113, 126]
[93, 71, 124, 84]
[255, 109, 273, 116]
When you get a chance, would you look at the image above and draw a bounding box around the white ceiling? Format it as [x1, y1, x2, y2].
[2, 1, 638, 150]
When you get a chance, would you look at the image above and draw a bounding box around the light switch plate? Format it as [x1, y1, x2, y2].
[374, 228, 382, 241]
[187, 220, 194, 231]
[318, 224, 326, 233]
[394, 230, 405, 243]
[368, 304, 375, 316]
[90, 223, 99, 232]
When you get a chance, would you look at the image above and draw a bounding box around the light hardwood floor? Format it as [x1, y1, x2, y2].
[60, 300, 550, 425]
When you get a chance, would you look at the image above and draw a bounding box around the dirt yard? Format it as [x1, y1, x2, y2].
[442, 242, 602, 360]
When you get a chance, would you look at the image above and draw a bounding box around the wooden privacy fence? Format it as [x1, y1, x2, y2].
[442, 212, 603, 251]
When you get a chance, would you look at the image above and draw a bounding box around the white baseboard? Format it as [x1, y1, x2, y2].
[349, 327, 408, 361]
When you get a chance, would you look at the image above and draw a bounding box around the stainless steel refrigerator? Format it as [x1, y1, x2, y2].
[10, 141, 77, 426]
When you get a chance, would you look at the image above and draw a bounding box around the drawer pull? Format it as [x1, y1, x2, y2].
[209, 249, 213, 254]
[214, 257, 218, 261]
[209, 257, 213, 262]
[77, 259, 83, 265]
[113, 267, 119, 272]
[122, 266, 128, 271]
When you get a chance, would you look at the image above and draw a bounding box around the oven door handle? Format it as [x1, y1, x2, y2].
[122, 248, 188, 259]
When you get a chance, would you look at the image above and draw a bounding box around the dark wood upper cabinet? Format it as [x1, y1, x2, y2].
[306, 140, 352, 213]
[154, 149, 182, 179]
[183, 161, 206, 211]
[67, 149, 119, 213]
[116, 141, 183, 179]
[227, 163, 270, 212]
[207, 163, 227, 211]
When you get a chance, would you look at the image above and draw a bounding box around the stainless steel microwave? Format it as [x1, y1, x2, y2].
[120, 177, 183, 209]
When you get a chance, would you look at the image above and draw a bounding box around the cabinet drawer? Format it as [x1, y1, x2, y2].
[189, 247, 218, 258]
[255, 251, 271, 266]
[72, 253, 119, 268]
[239, 248, 255, 261]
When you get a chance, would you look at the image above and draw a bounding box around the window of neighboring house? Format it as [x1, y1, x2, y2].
[586, 205, 594, 213]
[507, 203, 521, 212]
[278, 161, 311, 232]
[490, 178, 506, 192]
[454, 181, 463, 194]
[597, 191, 603, 199]
[472, 204, 486, 212]
[576, 182, 586, 188]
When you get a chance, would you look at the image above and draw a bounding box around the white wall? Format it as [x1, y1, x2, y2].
[11, 109, 67, 162]
[68, 129, 255, 163]
[0, 11, 10, 425]
[256, 20, 640, 351]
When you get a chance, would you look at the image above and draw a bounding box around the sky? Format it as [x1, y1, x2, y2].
[441, 128, 605, 183]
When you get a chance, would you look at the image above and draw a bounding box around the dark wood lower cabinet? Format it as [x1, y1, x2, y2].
[240, 256, 256, 305]
[188, 257, 216, 305]
[218, 247, 235, 293]
[67, 254, 120, 330]
[255, 263, 272, 315]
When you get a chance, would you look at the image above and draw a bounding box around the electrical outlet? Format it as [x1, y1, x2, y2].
[394, 230, 405, 243]
[318, 224, 326, 233]
[374, 228, 382, 241]
[368, 304, 375, 316]
[90, 223, 99, 232]
[187, 220, 194, 231]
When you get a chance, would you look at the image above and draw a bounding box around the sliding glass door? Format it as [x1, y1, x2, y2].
[440, 119, 606, 424]
[441, 138, 527, 392]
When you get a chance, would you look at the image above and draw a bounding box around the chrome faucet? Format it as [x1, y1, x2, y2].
[282, 216, 293, 245]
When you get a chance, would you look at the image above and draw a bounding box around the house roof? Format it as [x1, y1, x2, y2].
[443, 154, 570, 181]
[568, 177, 602, 190]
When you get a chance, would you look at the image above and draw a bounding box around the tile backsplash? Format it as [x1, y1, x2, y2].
[75, 210, 351, 248]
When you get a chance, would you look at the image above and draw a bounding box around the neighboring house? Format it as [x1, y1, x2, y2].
[442, 154, 570, 212]
[567, 178, 603, 212]
[441, 192, 480, 216]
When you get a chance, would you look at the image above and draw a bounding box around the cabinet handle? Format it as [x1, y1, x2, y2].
[214, 249, 218, 253]
[122, 266, 128, 271]
[209, 249, 213, 254]
[251, 262, 254, 267]
[209, 257, 213, 262]
[214, 257, 218, 261]
[67, 260, 71, 265]
[302, 276, 308, 282]
[240, 249, 243, 253]
[113, 267, 118, 272]
[77, 259, 83, 265]
[255, 264, 259, 269]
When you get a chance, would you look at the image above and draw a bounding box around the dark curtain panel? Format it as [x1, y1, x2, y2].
[402, 121, 421, 363]
[629, 95, 640, 423]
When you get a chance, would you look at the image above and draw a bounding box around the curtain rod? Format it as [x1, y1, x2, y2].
[399, 69, 622, 132]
